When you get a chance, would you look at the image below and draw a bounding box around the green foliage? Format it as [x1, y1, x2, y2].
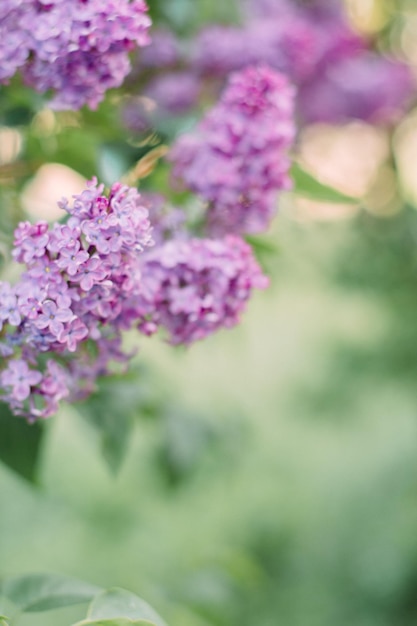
[291, 163, 359, 204]
[0, 403, 45, 484]
[77, 372, 159, 475]
[83, 614, 161, 624]
[0, 573, 101, 613]
[0, 4, 416, 626]
[79, 588, 167, 626]
[77, 382, 135, 475]
[0, 576, 165, 626]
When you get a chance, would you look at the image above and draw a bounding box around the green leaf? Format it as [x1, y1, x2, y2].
[1, 574, 101, 613]
[73, 617, 154, 626]
[245, 235, 279, 256]
[0, 402, 45, 483]
[78, 375, 141, 475]
[0, 618, 9, 626]
[97, 143, 130, 187]
[291, 163, 359, 204]
[84, 588, 167, 626]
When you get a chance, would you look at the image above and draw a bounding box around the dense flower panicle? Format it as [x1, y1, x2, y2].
[0, 179, 153, 420]
[169, 65, 296, 235]
[0, 0, 151, 109]
[299, 53, 414, 125]
[0, 181, 271, 420]
[135, 236, 269, 345]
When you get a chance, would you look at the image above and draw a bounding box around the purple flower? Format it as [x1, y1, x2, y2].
[169, 65, 296, 235]
[139, 27, 180, 68]
[1, 0, 152, 109]
[56, 242, 89, 276]
[58, 319, 88, 352]
[47, 224, 81, 254]
[13, 221, 49, 264]
[1, 359, 42, 402]
[35, 300, 74, 337]
[136, 236, 269, 345]
[0, 282, 20, 327]
[299, 52, 414, 125]
[73, 257, 109, 291]
[0, 182, 160, 420]
[144, 71, 201, 115]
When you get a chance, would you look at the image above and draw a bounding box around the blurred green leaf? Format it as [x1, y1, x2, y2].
[245, 235, 278, 255]
[0, 402, 44, 483]
[291, 163, 359, 204]
[78, 375, 144, 474]
[97, 143, 130, 186]
[1, 574, 101, 613]
[73, 617, 154, 626]
[83, 588, 167, 626]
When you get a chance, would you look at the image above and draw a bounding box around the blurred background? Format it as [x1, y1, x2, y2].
[2, 0, 417, 625]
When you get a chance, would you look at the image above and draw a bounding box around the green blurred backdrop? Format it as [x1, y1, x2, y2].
[2, 1, 417, 625]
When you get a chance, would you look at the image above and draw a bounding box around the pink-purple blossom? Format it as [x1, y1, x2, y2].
[169, 65, 296, 235]
[0, 177, 272, 420]
[1, 360, 43, 403]
[135, 236, 269, 345]
[0, 179, 153, 420]
[0, 0, 151, 109]
[299, 53, 414, 125]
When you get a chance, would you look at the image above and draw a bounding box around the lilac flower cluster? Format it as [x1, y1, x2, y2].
[169, 65, 296, 235]
[0, 0, 151, 109]
[0, 181, 268, 420]
[131, 0, 413, 128]
[136, 236, 269, 345]
[0, 179, 153, 419]
[195, 0, 413, 125]
[299, 53, 414, 125]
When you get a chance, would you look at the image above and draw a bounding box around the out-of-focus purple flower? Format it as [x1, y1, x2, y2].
[141, 193, 187, 246]
[169, 65, 296, 235]
[0, 0, 30, 83]
[244, 0, 342, 20]
[35, 360, 70, 418]
[0, 0, 151, 109]
[136, 235, 269, 345]
[193, 20, 318, 84]
[13, 221, 49, 264]
[192, 1, 363, 85]
[120, 96, 155, 134]
[299, 53, 415, 125]
[0, 283, 21, 328]
[144, 72, 201, 115]
[192, 26, 253, 76]
[140, 28, 180, 68]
